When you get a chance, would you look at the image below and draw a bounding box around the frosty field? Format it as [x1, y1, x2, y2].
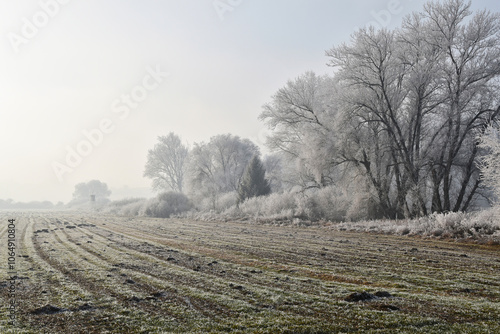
[1, 212, 499, 333]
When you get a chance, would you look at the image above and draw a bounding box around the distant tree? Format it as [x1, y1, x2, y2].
[144, 133, 188, 193]
[72, 180, 111, 202]
[237, 155, 271, 204]
[186, 134, 259, 210]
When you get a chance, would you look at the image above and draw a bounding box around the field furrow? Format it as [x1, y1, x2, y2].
[1, 212, 499, 333]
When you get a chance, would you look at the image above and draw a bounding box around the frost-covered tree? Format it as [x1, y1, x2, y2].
[237, 155, 271, 204]
[325, 0, 500, 217]
[72, 180, 111, 204]
[416, 0, 500, 214]
[478, 121, 500, 202]
[144, 133, 188, 193]
[260, 71, 339, 189]
[263, 153, 285, 192]
[262, 0, 500, 219]
[186, 134, 259, 209]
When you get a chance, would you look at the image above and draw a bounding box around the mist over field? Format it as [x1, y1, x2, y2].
[2, 0, 500, 333]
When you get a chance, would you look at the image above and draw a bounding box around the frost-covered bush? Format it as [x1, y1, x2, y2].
[220, 191, 297, 221]
[144, 192, 193, 218]
[120, 199, 148, 216]
[216, 192, 238, 212]
[331, 208, 500, 240]
[195, 191, 238, 213]
[295, 186, 348, 221]
[260, 191, 297, 217]
[218, 186, 348, 222]
[104, 198, 147, 216]
[463, 208, 500, 237]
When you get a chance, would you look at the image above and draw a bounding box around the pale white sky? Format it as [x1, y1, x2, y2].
[1, 0, 499, 203]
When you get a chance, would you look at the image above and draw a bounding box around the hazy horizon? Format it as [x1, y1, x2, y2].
[2, 0, 499, 203]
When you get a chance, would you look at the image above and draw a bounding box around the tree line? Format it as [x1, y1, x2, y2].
[144, 133, 271, 212]
[145, 0, 500, 220]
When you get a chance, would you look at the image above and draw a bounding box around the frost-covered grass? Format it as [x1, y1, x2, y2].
[100, 187, 499, 243]
[2, 212, 499, 333]
[330, 208, 500, 243]
[185, 188, 500, 242]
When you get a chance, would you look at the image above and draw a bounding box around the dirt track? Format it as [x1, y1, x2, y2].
[1, 212, 499, 333]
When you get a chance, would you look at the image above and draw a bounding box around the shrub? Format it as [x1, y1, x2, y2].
[104, 198, 147, 216]
[144, 192, 193, 218]
[296, 186, 348, 221]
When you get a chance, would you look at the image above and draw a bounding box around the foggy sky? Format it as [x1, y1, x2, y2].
[1, 0, 499, 203]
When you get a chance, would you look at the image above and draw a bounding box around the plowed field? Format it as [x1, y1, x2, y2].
[1, 212, 499, 333]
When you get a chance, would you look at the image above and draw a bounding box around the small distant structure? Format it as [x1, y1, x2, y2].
[90, 194, 96, 211]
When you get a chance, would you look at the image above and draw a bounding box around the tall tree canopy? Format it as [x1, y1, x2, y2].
[186, 134, 259, 209]
[262, 0, 500, 219]
[144, 133, 189, 193]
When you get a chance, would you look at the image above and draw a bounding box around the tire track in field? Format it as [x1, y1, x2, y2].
[97, 217, 363, 267]
[43, 215, 234, 320]
[101, 216, 499, 305]
[61, 216, 410, 281]
[2, 214, 92, 333]
[54, 217, 341, 319]
[56, 214, 500, 310]
[20, 216, 92, 310]
[28, 216, 108, 301]
[83, 216, 381, 289]
[55, 221, 251, 318]
[31, 216, 187, 321]
[91, 216, 377, 292]
[74, 217, 302, 286]
[65, 217, 366, 314]
[36, 216, 158, 296]
[65, 222, 341, 320]
[95, 217, 500, 295]
[20, 215, 186, 333]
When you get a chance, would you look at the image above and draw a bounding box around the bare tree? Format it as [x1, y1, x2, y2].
[144, 133, 188, 193]
[186, 134, 259, 209]
[260, 71, 339, 189]
[260, 0, 500, 219]
[323, 0, 500, 217]
[420, 0, 500, 213]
